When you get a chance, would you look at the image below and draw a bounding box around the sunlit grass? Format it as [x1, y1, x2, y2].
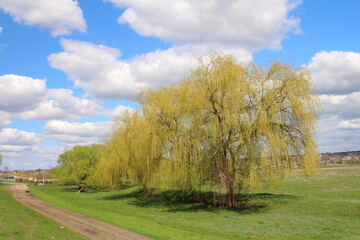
[0, 184, 88, 240]
[29, 166, 360, 240]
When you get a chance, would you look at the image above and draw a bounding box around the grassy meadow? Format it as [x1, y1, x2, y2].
[28, 166, 360, 240]
[0, 184, 88, 240]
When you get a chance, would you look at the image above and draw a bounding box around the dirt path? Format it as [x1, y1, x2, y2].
[11, 184, 153, 240]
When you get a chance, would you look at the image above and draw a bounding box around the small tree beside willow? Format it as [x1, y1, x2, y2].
[54, 144, 104, 191]
[99, 53, 320, 208]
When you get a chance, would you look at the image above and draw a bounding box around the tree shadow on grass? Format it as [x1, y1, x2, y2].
[99, 188, 146, 200]
[59, 185, 111, 193]
[99, 189, 300, 214]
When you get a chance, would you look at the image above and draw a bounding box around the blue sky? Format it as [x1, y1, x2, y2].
[0, 0, 359, 170]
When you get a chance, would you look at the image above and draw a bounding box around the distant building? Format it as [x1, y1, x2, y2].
[0, 172, 15, 182]
[23, 177, 34, 182]
[320, 150, 360, 165]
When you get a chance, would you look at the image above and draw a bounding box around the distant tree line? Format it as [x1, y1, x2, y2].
[53, 53, 320, 208]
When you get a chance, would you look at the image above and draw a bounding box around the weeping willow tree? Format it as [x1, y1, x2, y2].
[141, 53, 320, 208]
[99, 52, 320, 208]
[98, 111, 163, 196]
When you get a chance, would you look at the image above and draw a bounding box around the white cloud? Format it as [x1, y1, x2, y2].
[0, 111, 11, 128]
[19, 88, 105, 120]
[131, 44, 252, 86]
[316, 92, 360, 153]
[320, 93, 360, 120]
[44, 120, 111, 147]
[0, 74, 46, 112]
[45, 120, 111, 137]
[1, 145, 62, 170]
[48, 1, 297, 101]
[129, 45, 197, 87]
[317, 93, 360, 152]
[309, 51, 360, 95]
[48, 1, 294, 101]
[0, 128, 41, 146]
[0, 74, 108, 121]
[339, 119, 360, 129]
[0, 121, 114, 169]
[0, 0, 86, 36]
[48, 39, 252, 100]
[105, 0, 301, 51]
[0, 26, 2, 34]
[109, 104, 133, 120]
[309, 51, 360, 152]
[48, 39, 143, 100]
[0, 145, 35, 152]
[316, 116, 360, 153]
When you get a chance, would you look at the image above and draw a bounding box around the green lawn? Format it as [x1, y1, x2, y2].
[28, 166, 360, 240]
[0, 184, 88, 240]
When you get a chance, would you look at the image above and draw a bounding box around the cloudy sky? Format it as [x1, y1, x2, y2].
[0, 0, 359, 170]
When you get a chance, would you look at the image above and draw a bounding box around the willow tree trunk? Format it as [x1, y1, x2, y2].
[192, 191, 203, 203]
[144, 187, 153, 197]
[225, 182, 236, 208]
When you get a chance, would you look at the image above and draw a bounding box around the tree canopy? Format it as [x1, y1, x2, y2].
[54, 144, 105, 191]
[99, 53, 320, 208]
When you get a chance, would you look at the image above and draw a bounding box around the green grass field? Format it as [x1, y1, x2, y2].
[0, 184, 88, 240]
[28, 166, 360, 240]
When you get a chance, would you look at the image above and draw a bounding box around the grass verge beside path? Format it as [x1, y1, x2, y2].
[0, 184, 88, 240]
[28, 166, 360, 240]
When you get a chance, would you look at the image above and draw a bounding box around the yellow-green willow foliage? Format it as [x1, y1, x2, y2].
[98, 112, 163, 195]
[100, 52, 320, 208]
